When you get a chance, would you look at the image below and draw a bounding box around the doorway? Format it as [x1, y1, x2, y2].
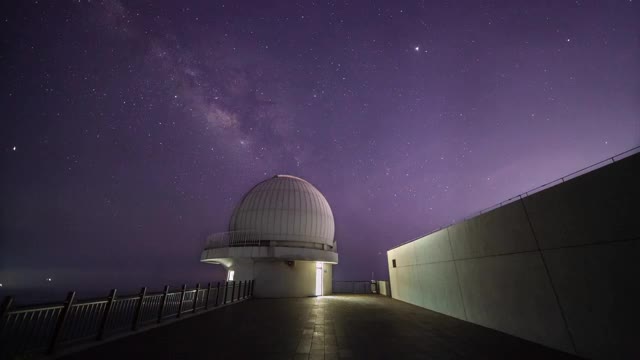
[315, 262, 323, 296]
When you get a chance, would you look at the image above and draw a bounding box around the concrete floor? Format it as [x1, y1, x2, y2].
[59, 295, 581, 360]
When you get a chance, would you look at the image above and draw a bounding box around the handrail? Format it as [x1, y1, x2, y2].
[332, 280, 390, 296]
[388, 145, 640, 251]
[0, 279, 255, 359]
[204, 230, 264, 249]
[204, 230, 337, 252]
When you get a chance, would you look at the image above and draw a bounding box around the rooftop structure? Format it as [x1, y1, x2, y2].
[201, 175, 337, 297]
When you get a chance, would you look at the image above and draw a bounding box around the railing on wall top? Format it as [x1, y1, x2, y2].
[0, 280, 255, 359]
[388, 145, 640, 251]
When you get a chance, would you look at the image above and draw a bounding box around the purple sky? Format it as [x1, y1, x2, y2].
[1, 0, 638, 297]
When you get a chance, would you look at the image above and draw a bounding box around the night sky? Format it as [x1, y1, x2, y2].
[1, 0, 638, 299]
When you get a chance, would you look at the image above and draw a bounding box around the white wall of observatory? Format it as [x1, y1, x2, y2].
[252, 261, 316, 298]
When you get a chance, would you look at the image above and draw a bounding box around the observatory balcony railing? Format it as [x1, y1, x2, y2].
[205, 230, 265, 248]
[0, 280, 255, 359]
[204, 230, 336, 252]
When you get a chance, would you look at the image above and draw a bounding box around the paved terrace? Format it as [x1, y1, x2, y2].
[59, 295, 580, 360]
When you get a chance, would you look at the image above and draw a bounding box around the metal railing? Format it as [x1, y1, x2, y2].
[0, 280, 254, 359]
[204, 231, 336, 252]
[389, 145, 640, 251]
[333, 280, 390, 296]
[205, 230, 265, 249]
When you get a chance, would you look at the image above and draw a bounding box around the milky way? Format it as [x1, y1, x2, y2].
[1, 0, 638, 296]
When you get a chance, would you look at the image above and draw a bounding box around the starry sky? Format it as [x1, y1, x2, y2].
[1, 0, 638, 299]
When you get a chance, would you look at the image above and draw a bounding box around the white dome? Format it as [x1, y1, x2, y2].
[229, 175, 335, 248]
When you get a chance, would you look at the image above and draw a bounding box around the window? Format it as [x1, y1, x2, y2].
[392, 259, 397, 268]
[227, 270, 235, 281]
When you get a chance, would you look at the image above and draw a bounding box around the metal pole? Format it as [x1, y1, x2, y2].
[132, 287, 146, 331]
[47, 291, 76, 355]
[157, 285, 169, 323]
[222, 282, 227, 305]
[205, 282, 212, 310]
[215, 282, 221, 307]
[193, 283, 200, 313]
[97, 289, 117, 340]
[231, 281, 236, 302]
[177, 284, 186, 318]
[0, 296, 13, 320]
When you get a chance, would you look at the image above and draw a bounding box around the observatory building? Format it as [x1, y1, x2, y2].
[201, 175, 337, 298]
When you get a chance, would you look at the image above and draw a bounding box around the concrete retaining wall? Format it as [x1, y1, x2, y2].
[387, 153, 640, 359]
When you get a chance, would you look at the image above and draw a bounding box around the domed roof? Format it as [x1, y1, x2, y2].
[229, 175, 335, 247]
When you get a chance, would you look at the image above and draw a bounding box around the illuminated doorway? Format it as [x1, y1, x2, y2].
[227, 270, 235, 281]
[315, 262, 323, 296]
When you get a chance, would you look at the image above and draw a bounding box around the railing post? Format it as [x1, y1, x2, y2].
[250, 280, 254, 297]
[238, 281, 243, 300]
[215, 282, 221, 307]
[47, 291, 75, 355]
[157, 285, 169, 323]
[97, 289, 117, 340]
[132, 287, 146, 331]
[242, 281, 247, 299]
[205, 282, 212, 310]
[177, 284, 186, 318]
[0, 296, 13, 320]
[222, 282, 228, 305]
[231, 281, 236, 302]
[193, 283, 200, 313]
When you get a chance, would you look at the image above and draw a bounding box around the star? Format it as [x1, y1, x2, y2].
[12, 146, 16, 151]
[414, 46, 420, 51]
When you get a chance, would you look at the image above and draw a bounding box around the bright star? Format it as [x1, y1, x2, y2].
[414, 46, 420, 51]
[12, 146, 17, 151]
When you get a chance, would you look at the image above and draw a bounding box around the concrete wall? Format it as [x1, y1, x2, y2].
[233, 260, 333, 298]
[252, 260, 317, 298]
[387, 153, 640, 360]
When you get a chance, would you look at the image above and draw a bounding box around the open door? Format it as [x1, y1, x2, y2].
[315, 262, 323, 296]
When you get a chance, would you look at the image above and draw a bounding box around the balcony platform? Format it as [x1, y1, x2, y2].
[58, 295, 579, 360]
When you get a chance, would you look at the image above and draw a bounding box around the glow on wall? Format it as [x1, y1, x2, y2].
[315, 262, 323, 296]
